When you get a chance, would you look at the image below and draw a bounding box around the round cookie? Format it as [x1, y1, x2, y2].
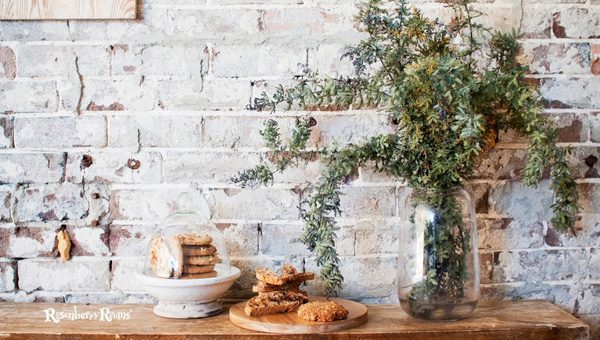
[184, 255, 218, 266]
[183, 264, 215, 274]
[181, 271, 218, 279]
[297, 301, 349, 322]
[182, 245, 217, 256]
[177, 233, 212, 246]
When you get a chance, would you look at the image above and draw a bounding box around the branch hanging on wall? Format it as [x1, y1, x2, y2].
[0, 0, 136, 20]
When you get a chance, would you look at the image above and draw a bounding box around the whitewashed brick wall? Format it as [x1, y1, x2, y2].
[0, 0, 599, 335]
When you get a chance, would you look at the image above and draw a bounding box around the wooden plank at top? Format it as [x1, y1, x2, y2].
[0, 0, 136, 20]
[0, 300, 590, 339]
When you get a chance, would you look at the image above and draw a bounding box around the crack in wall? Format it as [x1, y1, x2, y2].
[74, 56, 84, 116]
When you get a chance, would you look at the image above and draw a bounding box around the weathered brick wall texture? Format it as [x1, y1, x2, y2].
[0, 0, 599, 334]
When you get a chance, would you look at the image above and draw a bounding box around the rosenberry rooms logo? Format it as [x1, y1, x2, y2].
[43, 306, 132, 323]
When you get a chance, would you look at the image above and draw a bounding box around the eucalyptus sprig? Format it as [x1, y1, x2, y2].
[233, 0, 580, 295]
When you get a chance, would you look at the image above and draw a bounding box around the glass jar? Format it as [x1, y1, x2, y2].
[142, 193, 231, 279]
[398, 186, 479, 320]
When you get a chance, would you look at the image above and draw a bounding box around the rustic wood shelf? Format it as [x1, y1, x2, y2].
[0, 300, 589, 339]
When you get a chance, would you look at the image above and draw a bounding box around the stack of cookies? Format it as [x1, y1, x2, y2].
[245, 264, 315, 317]
[149, 233, 219, 279]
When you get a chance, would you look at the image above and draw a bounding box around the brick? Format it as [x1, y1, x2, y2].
[0, 117, 13, 148]
[338, 185, 396, 218]
[66, 150, 162, 184]
[7, 225, 55, 258]
[167, 8, 262, 40]
[305, 255, 397, 301]
[109, 115, 203, 148]
[140, 44, 207, 76]
[589, 248, 600, 280]
[493, 249, 588, 283]
[14, 116, 106, 149]
[0, 46, 16, 79]
[579, 183, 600, 214]
[110, 44, 141, 76]
[592, 45, 600, 75]
[17, 45, 110, 77]
[212, 44, 307, 78]
[552, 7, 600, 39]
[0, 153, 64, 183]
[541, 77, 600, 109]
[490, 180, 555, 221]
[202, 116, 272, 148]
[111, 257, 144, 291]
[473, 149, 527, 180]
[0, 21, 69, 41]
[0, 80, 57, 113]
[519, 4, 552, 38]
[109, 224, 157, 256]
[353, 219, 399, 255]
[163, 151, 260, 184]
[464, 182, 491, 214]
[518, 43, 590, 74]
[18, 258, 110, 292]
[0, 188, 12, 222]
[261, 7, 355, 38]
[0, 260, 16, 292]
[590, 112, 600, 143]
[551, 214, 600, 248]
[307, 114, 393, 148]
[261, 223, 354, 256]
[151, 78, 252, 110]
[83, 77, 156, 111]
[218, 223, 259, 257]
[478, 217, 544, 250]
[110, 187, 189, 221]
[14, 183, 86, 222]
[211, 187, 299, 220]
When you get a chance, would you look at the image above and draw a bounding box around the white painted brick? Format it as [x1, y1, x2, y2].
[66, 150, 162, 184]
[0, 260, 16, 292]
[541, 77, 600, 109]
[109, 115, 203, 148]
[110, 187, 192, 221]
[0, 21, 69, 41]
[83, 77, 156, 111]
[0, 153, 64, 183]
[493, 249, 588, 283]
[14, 183, 86, 222]
[150, 78, 252, 110]
[478, 218, 544, 250]
[211, 187, 299, 220]
[219, 223, 259, 256]
[490, 180, 554, 221]
[163, 151, 260, 184]
[18, 258, 110, 292]
[109, 224, 157, 257]
[111, 257, 144, 291]
[261, 223, 354, 256]
[17, 45, 110, 77]
[0, 189, 12, 222]
[518, 43, 591, 75]
[0, 117, 13, 148]
[167, 8, 262, 39]
[338, 185, 397, 218]
[140, 44, 207, 76]
[353, 219, 399, 255]
[0, 80, 57, 113]
[14, 116, 106, 148]
[305, 255, 397, 301]
[308, 114, 392, 147]
[212, 44, 307, 78]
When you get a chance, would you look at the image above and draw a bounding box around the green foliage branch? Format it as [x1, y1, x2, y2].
[232, 0, 580, 296]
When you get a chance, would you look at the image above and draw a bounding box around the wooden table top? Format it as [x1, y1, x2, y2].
[0, 300, 589, 339]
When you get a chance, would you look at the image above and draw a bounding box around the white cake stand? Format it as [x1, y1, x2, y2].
[135, 264, 241, 319]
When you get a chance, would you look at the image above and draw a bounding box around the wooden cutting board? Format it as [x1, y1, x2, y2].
[229, 297, 368, 334]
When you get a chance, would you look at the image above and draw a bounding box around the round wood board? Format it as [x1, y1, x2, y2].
[229, 297, 368, 334]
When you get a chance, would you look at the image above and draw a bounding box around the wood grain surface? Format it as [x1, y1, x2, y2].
[229, 297, 368, 334]
[0, 300, 590, 339]
[0, 0, 136, 20]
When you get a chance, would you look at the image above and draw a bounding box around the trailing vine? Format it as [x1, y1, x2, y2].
[232, 0, 580, 296]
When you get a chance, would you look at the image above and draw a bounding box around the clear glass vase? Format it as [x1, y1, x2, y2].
[398, 186, 480, 320]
